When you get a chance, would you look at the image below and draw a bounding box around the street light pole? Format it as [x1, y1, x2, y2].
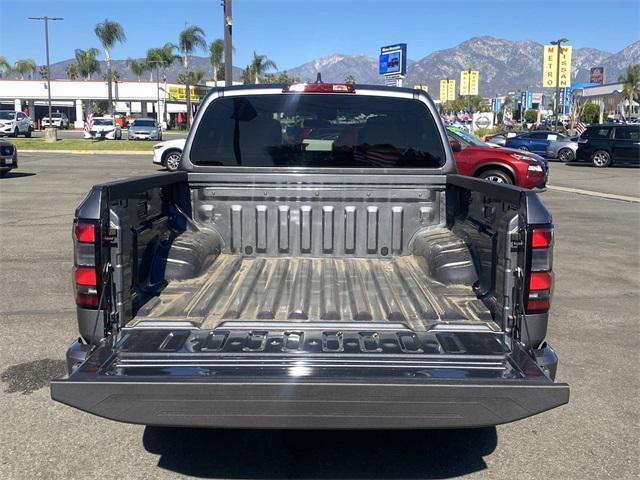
[29, 16, 63, 140]
[222, 0, 233, 86]
[551, 37, 568, 131]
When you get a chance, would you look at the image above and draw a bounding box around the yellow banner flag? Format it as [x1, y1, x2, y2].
[460, 71, 469, 96]
[469, 70, 479, 95]
[558, 46, 572, 87]
[542, 45, 558, 87]
[439, 79, 448, 102]
[447, 79, 456, 101]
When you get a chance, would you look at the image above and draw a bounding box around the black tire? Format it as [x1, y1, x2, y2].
[0, 170, 8, 177]
[591, 150, 611, 168]
[12, 128, 19, 138]
[477, 169, 514, 185]
[164, 150, 182, 172]
[25, 127, 32, 138]
[558, 148, 573, 162]
[518, 145, 529, 151]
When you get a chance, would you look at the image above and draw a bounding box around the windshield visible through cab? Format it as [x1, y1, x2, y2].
[0, 112, 16, 120]
[132, 120, 155, 127]
[190, 93, 445, 169]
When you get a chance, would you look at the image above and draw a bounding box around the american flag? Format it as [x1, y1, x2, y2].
[575, 122, 587, 135]
[84, 103, 94, 133]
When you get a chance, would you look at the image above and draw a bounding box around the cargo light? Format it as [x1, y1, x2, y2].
[526, 226, 554, 313]
[283, 83, 355, 93]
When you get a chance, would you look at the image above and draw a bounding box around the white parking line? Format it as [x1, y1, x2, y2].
[547, 185, 640, 203]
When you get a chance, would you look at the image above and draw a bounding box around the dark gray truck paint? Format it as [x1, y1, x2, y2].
[51, 85, 568, 428]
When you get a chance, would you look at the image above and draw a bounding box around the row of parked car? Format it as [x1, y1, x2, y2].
[83, 117, 163, 141]
[486, 124, 640, 168]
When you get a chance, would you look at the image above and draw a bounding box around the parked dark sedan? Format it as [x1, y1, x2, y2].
[576, 124, 640, 167]
[0, 139, 17, 176]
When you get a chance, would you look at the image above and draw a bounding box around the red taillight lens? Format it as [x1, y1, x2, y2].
[529, 271, 553, 290]
[531, 228, 553, 248]
[75, 223, 95, 243]
[76, 292, 99, 307]
[74, 266, 97, 286]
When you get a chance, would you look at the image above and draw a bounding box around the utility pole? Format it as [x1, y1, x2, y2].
[551, 38, 568, 131]
[29, 15, 63, 142]
[222, 0, 233, 86]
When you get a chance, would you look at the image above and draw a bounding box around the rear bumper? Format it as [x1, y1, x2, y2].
[51, 376, 569, 429]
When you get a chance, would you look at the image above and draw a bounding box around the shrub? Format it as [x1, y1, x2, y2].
[581, 103, 600, 124]
[524, 109, 538, 124]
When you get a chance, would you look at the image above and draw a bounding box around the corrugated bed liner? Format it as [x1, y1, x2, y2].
[134, 255, 493, 331]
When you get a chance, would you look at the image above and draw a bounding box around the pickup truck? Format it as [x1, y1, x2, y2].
[51, 83, 569, 429]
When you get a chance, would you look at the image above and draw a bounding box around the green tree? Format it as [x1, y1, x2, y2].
[94, 19, 126, 114]
[126, 58, 148, 81]
[617, 64, 640, 120]
[65, 63, 79, 80]
[0, 56, 11, 78]
[74, 48, 101, 80]
[248, 51, 277, 84]
[263, 71, 300, 84]
[177, 69, 205, 85]
[524, 108, 538, 124]
[345, 74, 355, 84]
[178, 25, 207, 128]
[209, 39, 224, 84]
[13, 59, 37, 80]
[146, 43, 180, 124]
[241, 64, 253, 84]
[581, 103, 600, 124]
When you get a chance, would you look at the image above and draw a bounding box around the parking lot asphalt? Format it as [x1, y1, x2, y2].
[0, 154, 638, 480]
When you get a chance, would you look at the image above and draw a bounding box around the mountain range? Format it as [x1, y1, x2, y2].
[22, 36, 640, 97]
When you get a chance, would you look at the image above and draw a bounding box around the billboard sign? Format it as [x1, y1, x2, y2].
[542, 44, 573, 88]
[472, 112, 494, 131]
[520, 91, 533, 110]
[379, 44, 407, 76]
[460, 70, 479, 95]
[589, 66, 605, 85]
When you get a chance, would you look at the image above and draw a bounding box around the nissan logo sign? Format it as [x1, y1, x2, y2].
[475, 115, 491, 128]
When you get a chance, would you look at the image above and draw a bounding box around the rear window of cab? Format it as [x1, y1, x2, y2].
[189, 94, 446, 169]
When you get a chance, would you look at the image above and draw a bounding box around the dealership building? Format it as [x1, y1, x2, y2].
[0, 79, 213, 128]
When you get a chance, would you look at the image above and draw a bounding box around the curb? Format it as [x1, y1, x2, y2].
[19, 150, 150, 155]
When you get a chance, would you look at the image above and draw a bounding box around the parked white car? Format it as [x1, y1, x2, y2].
[42, 112, 70, 129]
[152, 138, 186, 171]
[84, 117, 122, 140]
[0, 111, 32, 137]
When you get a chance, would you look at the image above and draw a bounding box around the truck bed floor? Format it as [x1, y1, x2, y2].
[134, 255, 492, 331]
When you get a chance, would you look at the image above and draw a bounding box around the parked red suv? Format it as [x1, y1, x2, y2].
[447, 127, 548, 189]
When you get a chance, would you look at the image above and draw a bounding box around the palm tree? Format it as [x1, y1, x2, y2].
[178, 25, 206, 128]
[249, 51, 276, 83]
[617, 64, 640, 120]
[146, 43, 180, 124]
[0, 56, 11, 78]
[13, 59, 37, 80]
[209, 39, 224, 85]
[75, 48, 101, 80]
[94, 19, 126, 114]
[126, 58, 148, 81]
[178, 69, 205, 85]
[65, 63, 79, 80]
[38, 65, 49, 80]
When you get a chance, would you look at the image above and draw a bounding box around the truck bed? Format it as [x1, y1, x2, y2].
[134, 254, 493, 331]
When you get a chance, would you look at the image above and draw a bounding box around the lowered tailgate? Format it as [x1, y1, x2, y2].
[51, 324, 568, 429]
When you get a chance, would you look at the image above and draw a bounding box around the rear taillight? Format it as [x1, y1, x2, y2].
[526, 226, 554, 313]
[73, 221, 100, 309]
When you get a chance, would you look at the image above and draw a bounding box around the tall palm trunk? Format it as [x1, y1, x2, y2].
[105, 48, 113, 115]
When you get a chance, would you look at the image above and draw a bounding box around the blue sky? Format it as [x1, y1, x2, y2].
[1, 0, 638, 69]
